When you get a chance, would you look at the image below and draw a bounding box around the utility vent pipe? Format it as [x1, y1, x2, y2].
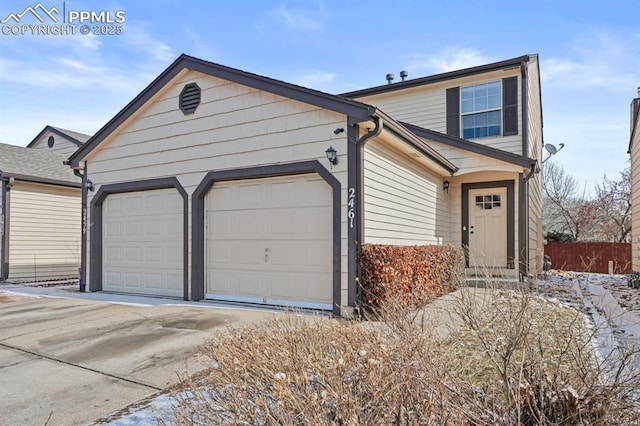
[386, 73, 394, 84]
[400, 70, 408, 81]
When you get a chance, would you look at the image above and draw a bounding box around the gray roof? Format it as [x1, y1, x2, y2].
[340, 55, 533, 98]
[0, 142, 80, 187]
[27, 125, 92, 148]
[51, 126, 91, 143]
[400, 122, 536, 168]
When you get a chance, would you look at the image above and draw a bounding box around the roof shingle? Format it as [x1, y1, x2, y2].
[0, 143, 80, 187]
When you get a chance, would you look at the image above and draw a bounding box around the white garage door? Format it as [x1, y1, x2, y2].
[103, 188, 183, 298]
[205, 174, 333, 310]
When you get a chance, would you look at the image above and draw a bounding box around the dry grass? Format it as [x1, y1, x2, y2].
[167, 287, 640, 425]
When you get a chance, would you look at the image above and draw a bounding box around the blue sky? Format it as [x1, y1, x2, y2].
[0, 0, 638, 192]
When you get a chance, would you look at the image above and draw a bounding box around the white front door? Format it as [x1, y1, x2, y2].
[468, 188, 507, 267]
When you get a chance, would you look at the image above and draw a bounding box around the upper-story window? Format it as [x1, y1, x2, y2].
[461, 81, 501, 139]
[446, 77, 518, 140]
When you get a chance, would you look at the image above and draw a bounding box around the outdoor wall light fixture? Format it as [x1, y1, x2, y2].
[443, 180, 450, 192]
[326, 146, 338, 167]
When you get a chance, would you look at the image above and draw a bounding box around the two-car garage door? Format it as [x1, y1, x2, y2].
[99, 174, 334, 310]
[205, 174, 333, 310]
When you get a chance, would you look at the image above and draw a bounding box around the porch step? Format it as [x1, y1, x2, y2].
[464, 267, 527, 290]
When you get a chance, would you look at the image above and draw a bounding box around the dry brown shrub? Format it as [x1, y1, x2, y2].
[359, 244, 464, 316]
[167, 285, 640, 425]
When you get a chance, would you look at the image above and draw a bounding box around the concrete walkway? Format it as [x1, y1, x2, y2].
[0, 288, 275, 426]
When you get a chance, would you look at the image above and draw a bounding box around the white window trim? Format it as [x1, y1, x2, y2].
[460, 81, 502, 139]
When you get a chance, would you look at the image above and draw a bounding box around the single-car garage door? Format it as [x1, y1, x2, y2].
[205, 174, 333, 310]
[103, 188, 183, 298]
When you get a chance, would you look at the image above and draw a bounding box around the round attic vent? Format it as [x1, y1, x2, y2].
[179, 83, 201, 115]
[47, 135, 54, 148]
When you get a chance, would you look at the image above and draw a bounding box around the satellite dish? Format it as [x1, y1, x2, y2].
[542, 143, 565, 163]
[544, 144, 557, 155]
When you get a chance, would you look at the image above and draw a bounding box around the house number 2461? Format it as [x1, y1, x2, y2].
[348, 187, 356, 228]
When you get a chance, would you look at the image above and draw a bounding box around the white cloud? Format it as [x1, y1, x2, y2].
[121, 22, 175, 62]
[0, 55, 149, 93]
[541, 32, 640, 91]
[273, 5, 323, 32]
[181, 27, 220, 60]
[405, 47, 493, 74]
[291, 70, 337, 89]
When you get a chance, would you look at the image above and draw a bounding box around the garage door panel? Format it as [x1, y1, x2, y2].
[271, 211, 296, 235]
[124, 221, 142, 236]
[207, 211, 233, 236]
[207, 271, 230, 294]
[205, 174, 333, 310]
[207, 241, 233, 265]
[237, 183, 261, 205]
[105, 197, 123, 213]
[307, 244, 332, 267]
[238, 211, 264, 235]
[144, 273, 163, 289]
[103, 189, 183, 298]
[270, 244, 304, 266]
[124, 246, 142, 261]
[239, 245, 262, 265]
[166, 273, 183, 289]
[105, 221, 122, 238]
[164, 245, 183, 264]
[145, 219, 163, 235]
[105, 246, 122, 262]
[270, 276, 297, 300]
[305, 275, 333, 301]
[271, 181, 296, 205]
[105, 271, 121, 286]
[238, 273, 264, 296]
[125, 196, 142, 212]
[144, 246, 162, 262]
[123, 272, 141, 288]
[306, 209, 331, 233]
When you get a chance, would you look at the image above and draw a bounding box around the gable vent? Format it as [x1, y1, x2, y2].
[179, 83, 201, 115]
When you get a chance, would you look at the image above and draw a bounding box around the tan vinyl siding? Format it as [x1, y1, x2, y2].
[84, 70, 351, 304]
[420, 139, 525, 175]
[355, 69, 523, 155]
[631, 100, 640, 271]
[363, 140, 450, 245]
[526, 57, 544, 275]
[8, 182, 80, 280]
[31, 132, 80, 155]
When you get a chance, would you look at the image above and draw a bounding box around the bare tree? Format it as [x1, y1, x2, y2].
[543, 161, 596, 241]
[593, 166, 631, 242]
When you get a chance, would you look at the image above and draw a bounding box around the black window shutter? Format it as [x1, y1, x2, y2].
[503, 77, 518, 136]
[446, 87, 460, 137]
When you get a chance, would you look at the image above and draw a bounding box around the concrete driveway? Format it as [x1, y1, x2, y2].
[0, 290, 274, 425]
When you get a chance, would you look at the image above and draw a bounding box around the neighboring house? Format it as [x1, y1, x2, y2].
[28, 125, 91, 155]
[628, 87, 640, 272]
[0, 143, 81, 281]
[66, 54, 543, 315]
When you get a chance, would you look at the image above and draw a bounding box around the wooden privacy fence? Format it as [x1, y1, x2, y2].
[544, 241, 632, 274]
